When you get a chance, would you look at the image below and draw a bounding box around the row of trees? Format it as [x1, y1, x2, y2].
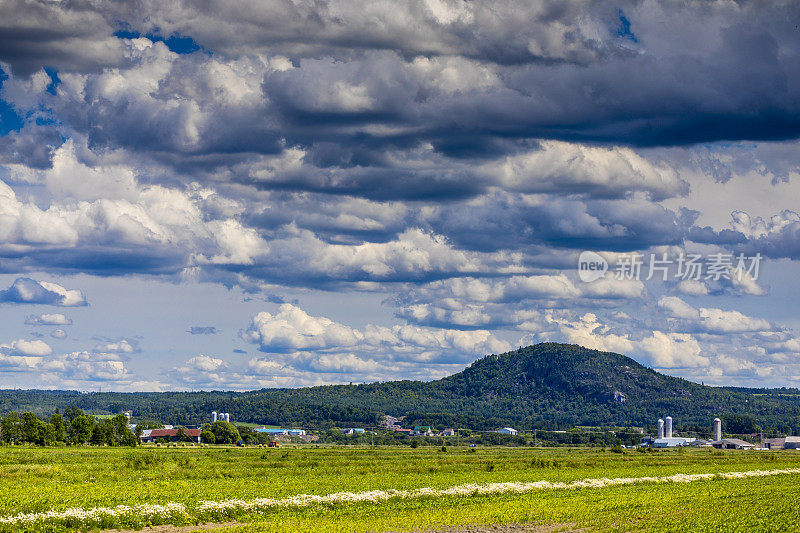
[200, 421, 240, 444]
[0, 407, 137, 446]
[310, 428, 646, 447]
[0, 410, 278, 447]
[199, 421, 281, 445]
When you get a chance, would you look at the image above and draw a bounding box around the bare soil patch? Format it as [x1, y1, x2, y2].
[107, 523, 240, 533]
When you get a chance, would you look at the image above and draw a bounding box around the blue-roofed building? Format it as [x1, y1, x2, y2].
[255, 428, 306, 436]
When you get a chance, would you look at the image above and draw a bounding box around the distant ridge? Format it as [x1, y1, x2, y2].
[2, 343, 799, 430]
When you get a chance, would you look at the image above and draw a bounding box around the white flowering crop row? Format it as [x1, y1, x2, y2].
[195, 468, 800, 518]
[0, 502, 187, 530]
[2, 468, 798, 531]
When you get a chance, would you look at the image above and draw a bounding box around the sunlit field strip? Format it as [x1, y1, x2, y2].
[2, 468, 798, 531]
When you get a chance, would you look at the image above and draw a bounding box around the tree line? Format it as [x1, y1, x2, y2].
[0, 406, 137, 446]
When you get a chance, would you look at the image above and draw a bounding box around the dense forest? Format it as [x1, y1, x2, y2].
[3, 343, 800, 435]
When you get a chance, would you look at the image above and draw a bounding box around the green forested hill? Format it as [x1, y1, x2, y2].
[3, 343, 800, 432]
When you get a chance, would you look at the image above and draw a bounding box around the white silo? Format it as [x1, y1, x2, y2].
[713, 418, 722, 441]
[665, 416, 673, 438]
[657, 419, 664, 439]
[212, 411, 218, 423]
[224, 413, 230, 423]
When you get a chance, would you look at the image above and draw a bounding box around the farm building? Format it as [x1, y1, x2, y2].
[765, 437, 785, 450]
[785, 436, 800, 449]
[651, 437, 696, 448]
[711, 438, 755, 450]
[255, 428, 306, 436]
[438, 428, 456, 437]
[764, 436, 800, 450]
[341, 428, 365, 435]
[139, 428, 201, 443]
[497, 427, 518, 435]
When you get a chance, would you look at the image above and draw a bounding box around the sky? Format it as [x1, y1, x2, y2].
[1, 0, 800, 391]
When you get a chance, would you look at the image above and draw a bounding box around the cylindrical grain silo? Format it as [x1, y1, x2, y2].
[713, 418, 722, 441]
[665, 416, 673, 439]
[657, 419, 665, 439]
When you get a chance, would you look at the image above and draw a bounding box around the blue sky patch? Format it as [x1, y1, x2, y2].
[616, 10, 638, 42]
[114, 29, 205, 54]
[43, 67, 61, 95]
[0, 68, 23, 135]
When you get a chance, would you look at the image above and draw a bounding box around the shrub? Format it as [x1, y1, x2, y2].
[124, 453, 161, 470]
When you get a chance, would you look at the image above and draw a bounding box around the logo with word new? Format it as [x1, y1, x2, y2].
[577, 251, 608, 282]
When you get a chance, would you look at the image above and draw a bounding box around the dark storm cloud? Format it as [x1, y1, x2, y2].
[1, 0, 799, 176]
[0, 124, 63, 169]
[421, 193, 697, 253]
[239, 164, 491, 202]
[0, 247, 191, 279]
[0, 0, 126, 76]
[258, 29, 800, 153]
[107, 0, 622, 66]
[28, 246, 194, 277]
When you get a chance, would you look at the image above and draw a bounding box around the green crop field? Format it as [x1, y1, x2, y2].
[1, 445, 799, 532]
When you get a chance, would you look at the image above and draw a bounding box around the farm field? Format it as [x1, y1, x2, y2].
[1, 445, 799, 532]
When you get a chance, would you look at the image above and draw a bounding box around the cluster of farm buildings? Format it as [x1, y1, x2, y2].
[126, 410, 800, 449]
[638, 416, 800, 450]
[379, 415, 517, 437]
[133, 412, 520, 444]
[137, 425, 307, 444]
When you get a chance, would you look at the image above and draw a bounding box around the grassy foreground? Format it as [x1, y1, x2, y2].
[1, 445, 798, 531]
[223, 474, 800, 533]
